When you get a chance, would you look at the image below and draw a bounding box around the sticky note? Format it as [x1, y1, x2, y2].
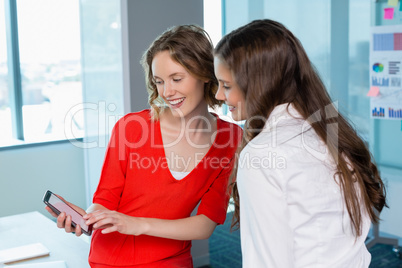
[384, 8, 394, 20]
[388, 0, 398, 7]
[367, 86, 380, 97]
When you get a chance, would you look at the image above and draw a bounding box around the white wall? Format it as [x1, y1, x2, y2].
[0, 142, 86, 218]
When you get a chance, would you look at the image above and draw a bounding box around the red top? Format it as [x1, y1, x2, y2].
[88, 110, 242, 267]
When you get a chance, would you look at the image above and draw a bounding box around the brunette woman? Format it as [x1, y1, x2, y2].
[214, 19, 387, 267]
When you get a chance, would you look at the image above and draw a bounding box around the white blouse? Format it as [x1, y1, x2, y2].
[237, 103, 371, 268]
[170, 170, 190, 181]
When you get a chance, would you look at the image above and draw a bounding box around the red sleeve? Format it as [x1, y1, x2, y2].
[92, 111, 149, 210]
[92, 118, 127, 210]
[196, 155, 236, 225]
[196, 120, 242, 225]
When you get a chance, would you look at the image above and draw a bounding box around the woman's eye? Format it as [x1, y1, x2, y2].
[223, 85, 230, 90]
[173, 78, 182, 82]
[154, 80, 163, 85]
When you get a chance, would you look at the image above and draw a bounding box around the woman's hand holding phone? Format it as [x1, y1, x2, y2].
[44, 190, 139, 236]
[43, 191, 90, 236]
[45, 202, 86, 236]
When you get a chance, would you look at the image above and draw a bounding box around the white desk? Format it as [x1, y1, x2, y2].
[0, 211, 90, 267]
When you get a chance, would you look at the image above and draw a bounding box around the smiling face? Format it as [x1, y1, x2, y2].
[214, 57, 247, 121]
[151, 51, 206, 118]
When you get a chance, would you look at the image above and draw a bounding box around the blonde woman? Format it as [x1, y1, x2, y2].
[47, 25, 241, 267]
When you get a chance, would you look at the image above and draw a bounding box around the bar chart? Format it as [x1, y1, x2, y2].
[388, 107, 402, 118]
[372, 77, 389, 86]
[372, 107, 385, 117]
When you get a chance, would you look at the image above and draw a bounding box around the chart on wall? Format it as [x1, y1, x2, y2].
[369, 25, 402, 120]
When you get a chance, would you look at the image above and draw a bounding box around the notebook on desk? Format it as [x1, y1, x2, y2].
[3, 260, 66, 268]
[0, 243, 50, 264]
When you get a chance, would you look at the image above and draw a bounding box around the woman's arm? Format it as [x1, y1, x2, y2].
[83, 211, 217, 240]
[143, 214, 217, 240]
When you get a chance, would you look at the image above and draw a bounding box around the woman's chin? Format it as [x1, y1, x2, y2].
[230, 112, 244, 122]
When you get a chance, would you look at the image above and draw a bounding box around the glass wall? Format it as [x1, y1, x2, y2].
[222, 0, 371, 140]
[369, 0, 402, 167]
[79, 0, 124, 205]
[348, 0, 371, 140]
[262, 0, 331, 89]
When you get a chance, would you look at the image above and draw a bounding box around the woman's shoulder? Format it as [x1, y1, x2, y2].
[116, 109, 152, 124]
[215, 115, 243, 145]
[122, 109, 151, 119]
[111, 109, 153, 134]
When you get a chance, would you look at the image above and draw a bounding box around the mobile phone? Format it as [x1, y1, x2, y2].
[42, 190, 92, 235]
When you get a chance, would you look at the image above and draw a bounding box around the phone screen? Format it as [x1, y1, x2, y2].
[43, 190, 92, 235]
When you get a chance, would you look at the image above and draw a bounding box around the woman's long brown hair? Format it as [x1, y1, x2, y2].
[215, 19, 387, 236]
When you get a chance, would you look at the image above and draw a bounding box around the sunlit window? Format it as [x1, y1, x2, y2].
[17, 0, 83, 142]
[1, 0, 83, 146]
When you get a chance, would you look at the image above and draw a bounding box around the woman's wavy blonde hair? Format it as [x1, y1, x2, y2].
[141, 25, 222, 120]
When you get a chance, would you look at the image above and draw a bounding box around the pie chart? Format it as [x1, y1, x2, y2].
[373, 63, 384, 72]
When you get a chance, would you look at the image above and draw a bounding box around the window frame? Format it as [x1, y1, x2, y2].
[4, 0, 24, 141]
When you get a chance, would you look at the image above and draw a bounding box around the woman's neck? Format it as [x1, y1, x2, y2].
[161, 103, 215, 131]
[160, 105, 216, 135]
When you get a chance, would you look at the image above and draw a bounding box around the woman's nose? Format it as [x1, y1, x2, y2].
[163, 82, 174, 98]
[215, 86, 226, 101]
